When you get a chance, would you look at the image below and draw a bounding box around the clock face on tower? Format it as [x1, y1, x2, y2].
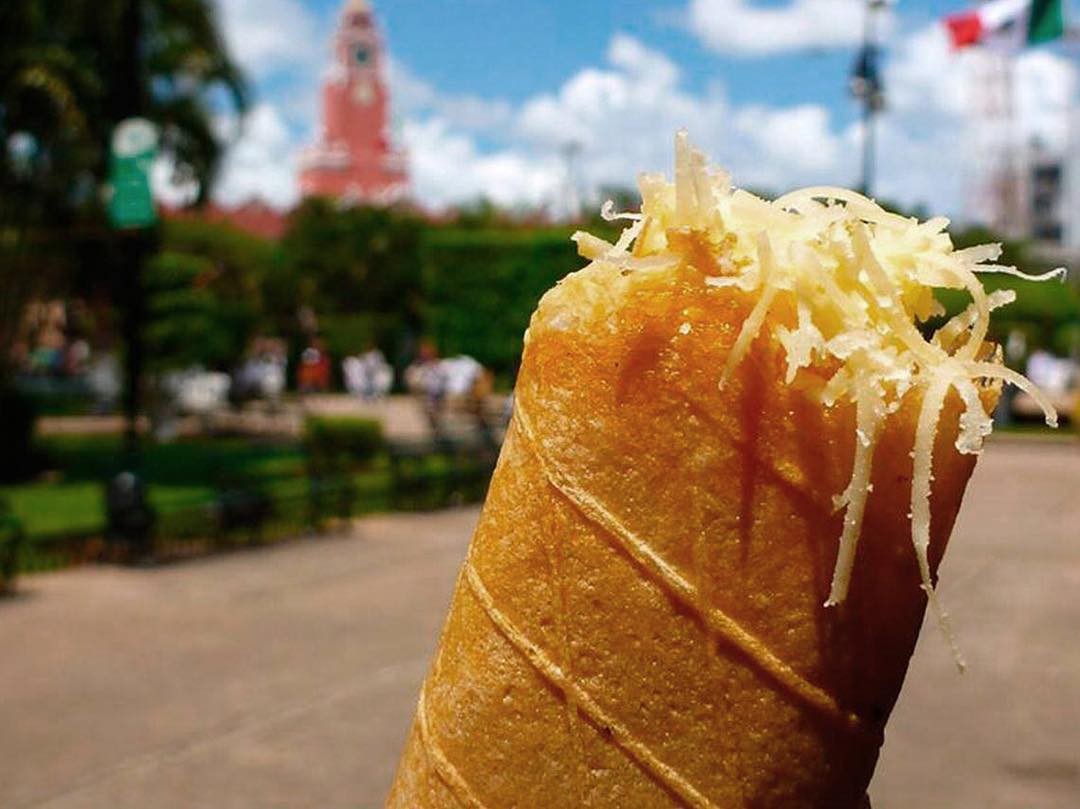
[353, 78, 374, 106]
[348, 39, 374, 104]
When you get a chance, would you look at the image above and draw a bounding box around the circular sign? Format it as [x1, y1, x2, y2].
[111, 118, 159, 158]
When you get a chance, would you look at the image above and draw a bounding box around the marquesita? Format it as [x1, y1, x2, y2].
[386, 132, 1059, 809]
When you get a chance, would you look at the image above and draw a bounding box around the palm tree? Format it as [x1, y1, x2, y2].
[0, 0, 248, 465]
[0, 0, 247, 222]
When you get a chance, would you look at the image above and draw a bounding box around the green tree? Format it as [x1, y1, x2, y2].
[0, 0, 246, 473]
[145, 251, 251, 371]
[421, 227, 580, 378]
[0, 0, 246, 222]
[0, 0, 248, 358]
[281, 200, 425, 320]
[162, 217, 278, 314]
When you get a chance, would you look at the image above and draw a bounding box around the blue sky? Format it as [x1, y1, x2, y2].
[203, 0, 1079, 220]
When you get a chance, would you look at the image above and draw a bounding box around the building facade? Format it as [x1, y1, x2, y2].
[298, 0, 409, 205]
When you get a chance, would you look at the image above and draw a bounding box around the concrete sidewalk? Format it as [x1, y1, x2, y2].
[0, 440, 1077, 808]
[0, 509, 474, 809]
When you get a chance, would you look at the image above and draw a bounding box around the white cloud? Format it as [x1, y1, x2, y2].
[166, 0, 325, 209]
[886, 24, 970, 118]
[211, 103, 300, 209]
[182, 1, 332, 209]
[733, 104, 839, 173]
[608, 31, 680, 87]
[384, 33, 861, 218]
[400, 34, 856, 213]
[415, 25, 1077, 219]
[403, 118, 560, 209]
[152, 105, 298, 209]
[214, 0, 324, 78]
[686, 0, 871, 56]
[513, 33, 846, 201]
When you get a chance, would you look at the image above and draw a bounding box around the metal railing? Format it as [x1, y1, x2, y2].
[2, 437, 498, 591]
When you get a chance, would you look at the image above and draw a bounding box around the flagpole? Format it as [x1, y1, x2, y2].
[852, 0, 888, 196]
[1063, 25, 1080, 252]
[860, 2, 876, 196]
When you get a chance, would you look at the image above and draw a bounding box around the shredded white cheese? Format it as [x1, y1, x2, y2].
[577, 131, 1061, 626]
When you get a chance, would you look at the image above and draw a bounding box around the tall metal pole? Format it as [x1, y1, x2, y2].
[117, 0, 148, 461]
[853, 0, 887, 196]
[860, 2, 875, 195]
[103, 0, 159, 562]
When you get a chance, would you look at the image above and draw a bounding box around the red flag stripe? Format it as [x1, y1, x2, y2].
[945, 11, 985, 48]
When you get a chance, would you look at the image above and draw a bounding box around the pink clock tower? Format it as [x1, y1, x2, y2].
[298, 0, 409, 205]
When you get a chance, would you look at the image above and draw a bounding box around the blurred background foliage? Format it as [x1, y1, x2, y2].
[1, 0, 1077, 503]
[0, 0, 246, 222]
[0, 0, 248, 376]
[421, 227, 579, 379]
[1, 0, 248, 487]
[145, 251, 254, 372]
[942, 226, 1080, 352]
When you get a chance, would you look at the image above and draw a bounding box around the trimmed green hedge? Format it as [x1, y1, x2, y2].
[303, 416, 384, 466]
[320, 313, 404, 360]
[420, 228, 581, 375]
[936, 275, 1080, 350]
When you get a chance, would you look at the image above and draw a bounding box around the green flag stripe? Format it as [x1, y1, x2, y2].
[1028, 0, 1064, 43]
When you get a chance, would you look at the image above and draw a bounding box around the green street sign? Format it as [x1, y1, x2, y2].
[107, 118, 159, 229]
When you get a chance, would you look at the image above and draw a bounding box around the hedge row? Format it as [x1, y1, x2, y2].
[420, 228, 582, 376]
[303, 416, 384, 467]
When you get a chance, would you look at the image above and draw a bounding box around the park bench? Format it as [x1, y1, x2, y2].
[305, 454, 358, 528]
[213, 475, 274, 545]
[105, 471, 155, 563]
[388, 395, 502, 510]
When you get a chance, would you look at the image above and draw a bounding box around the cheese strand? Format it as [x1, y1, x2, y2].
[579, 131, 1062, 612]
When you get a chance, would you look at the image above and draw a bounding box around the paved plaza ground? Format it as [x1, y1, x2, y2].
[0, 438, 1076, 808]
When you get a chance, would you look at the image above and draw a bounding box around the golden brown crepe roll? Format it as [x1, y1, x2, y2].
[386, 133, 1057, 808]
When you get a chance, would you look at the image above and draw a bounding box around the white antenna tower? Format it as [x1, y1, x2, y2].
[560, 140, 583, 222]
[969, 42, 1026, 235]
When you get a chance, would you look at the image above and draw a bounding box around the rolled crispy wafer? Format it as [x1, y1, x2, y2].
[386, 134, 1055, 808]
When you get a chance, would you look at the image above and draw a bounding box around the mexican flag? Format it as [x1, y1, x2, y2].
[945, 0, 1064, 50]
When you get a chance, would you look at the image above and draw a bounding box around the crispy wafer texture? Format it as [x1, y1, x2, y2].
[386, 260, 986, 807]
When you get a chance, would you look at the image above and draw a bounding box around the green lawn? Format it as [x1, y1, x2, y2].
[0, 434, 468, 542]
[0, 435, 311, 539]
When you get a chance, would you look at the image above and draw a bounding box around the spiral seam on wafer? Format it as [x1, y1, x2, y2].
[464, 562, 719, 809]
[512, 404, 866, 733]
[416, 685, 489, 809]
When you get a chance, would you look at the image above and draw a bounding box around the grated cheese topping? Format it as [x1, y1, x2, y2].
[572, 131, 1061, 629]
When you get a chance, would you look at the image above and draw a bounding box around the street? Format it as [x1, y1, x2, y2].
[0, 438, 1076, 808]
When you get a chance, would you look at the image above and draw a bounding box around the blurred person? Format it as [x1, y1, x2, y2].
[405, 341, 494, 437]
[232, 337, 288, 404]
[298, 338, 332, 393]
[86, 350, 121, 414]
[1026, 349, 1076, 396]
[164, 368, 230, 416]
[343, 345, 393, 400]
[64, 337, 91, 376]
[404, 340, 446, 411]
[441, 354, 489, 399]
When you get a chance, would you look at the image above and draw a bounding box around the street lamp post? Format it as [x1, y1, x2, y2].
[105, 0, 157, 561]
[117, 0, 149, 459]
[850, 0, 888, 196]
